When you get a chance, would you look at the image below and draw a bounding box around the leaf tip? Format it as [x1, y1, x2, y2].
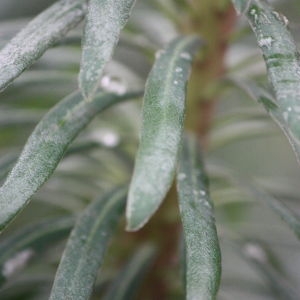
[125, 220, 147, 232]
[125, 199, 151, 232]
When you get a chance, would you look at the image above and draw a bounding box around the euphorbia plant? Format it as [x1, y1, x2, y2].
[0, 0, 300, 299]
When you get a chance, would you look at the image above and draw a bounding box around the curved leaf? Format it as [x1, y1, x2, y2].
[126, 35, 202, 231]
[232, 0, 300, 163]
[49, 186, 127, 300]
[103, 244, 156, 300]
[0, 274, 53, 300]
[177, 134, 221, 300]
[79, 0, 137, 99]
[0, 90, 141, 232]
[231, 240, 299, 300]
[208, 162, 300, 240]
[0, 0, 87, 92]
[228, 78, 300, 164]
[210, 118, 275, 150]
[0, 217, 74, 285]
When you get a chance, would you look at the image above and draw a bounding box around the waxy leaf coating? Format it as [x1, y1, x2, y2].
[126, 35, 202, 231]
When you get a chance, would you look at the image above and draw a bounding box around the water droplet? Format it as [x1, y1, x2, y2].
[258, 37, 274, 49]
[100, 75, 127, 95]
[243, 243, 267, 263]
[155, 49, 165, 59]
[91, 129, 120, 147]
[249, 7, 258, 23]
[175, 67, 183, 73]
[272, 11, 289, 26]
[2, 249, 34, 278]
[174, 80, 178, 85]
[180, 52, 192, 61]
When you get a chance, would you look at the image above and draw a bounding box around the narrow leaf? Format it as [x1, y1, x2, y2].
[231, 240, 299, 300]
[0, 90, 141, 232]
[79, 0, 137, 99]
[0, 0, 87, 92]
[103, 244, 156, 300]
[177, 134, 221, 300]
[210, 118, 275, 150]
[0, 217, 74, 285]
[232, 0, 300, 163]
[208, 162, 300, 240]
[126, 36, 202, 231]
[229, 78, 300, 164]
[49, 186, 127, 300]
[0, 275, 53, 300]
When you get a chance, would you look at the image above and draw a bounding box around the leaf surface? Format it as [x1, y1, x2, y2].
[126, 36, 202, 231]
[177, 134, 221, 300]
[49, 187, 127, 300]
[79, 0, 137, 99]
[0, 0, 87, 92]
[232, 0, 300, 163]
[229, 78, 300, 164]
[0, 90, 141, 232]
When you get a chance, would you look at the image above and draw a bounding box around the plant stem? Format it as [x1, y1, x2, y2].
[183, 1, 236, 147]
[119, 2, 237, 298]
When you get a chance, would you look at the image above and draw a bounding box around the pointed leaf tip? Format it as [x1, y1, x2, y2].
[0, 90, 141, 232]
[79, 0, 137, 99]
[0, 0, 87, 92]
[126, 35, 202, 231]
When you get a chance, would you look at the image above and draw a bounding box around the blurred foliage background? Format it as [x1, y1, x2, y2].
[1, 0, 300, 299]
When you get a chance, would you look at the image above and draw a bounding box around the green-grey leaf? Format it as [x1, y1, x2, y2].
[126, 35, 202, 231]
[210, 118, 275, 150]
[229, 78, 300, 164]
[0, 0, 87, 92]
[231, 0, 251, 14]
[0, 90, 141, 232]
[49, 186, 127, 300]
[0, 217, 74, 285]
[103, 244, 156, 300]
[209, 162, 300, 240]
[79, 0, 137, 99]
[232, 0, 300, 161]
[231, 240, 299, 300]
[177, 134, 221, 300]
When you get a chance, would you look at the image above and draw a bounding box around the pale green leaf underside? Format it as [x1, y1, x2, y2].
[49, 187, 127, 300]
[79, 0, 136, 99]
[103, 244, 156, 300]
[0, 217, 74, 285]
[126, 35, 202, 231]
[177, 134, 221, 300]
[0, 0, 87, 92]
[232, 0, 300, 163]
[0, 90, 141, 232]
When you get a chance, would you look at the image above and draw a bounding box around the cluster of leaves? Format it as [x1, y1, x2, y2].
[0, 0, 300, 299]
